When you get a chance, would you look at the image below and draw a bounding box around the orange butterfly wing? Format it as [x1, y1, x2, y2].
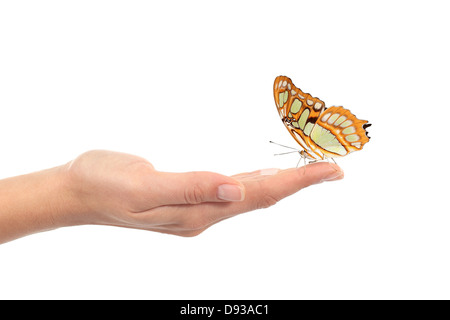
[311, 106, 371, 158]
[273, 76, 326, 160]
[273, 76, 371, 160]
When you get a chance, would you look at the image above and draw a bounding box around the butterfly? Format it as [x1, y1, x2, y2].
[273, 75, 371, 162]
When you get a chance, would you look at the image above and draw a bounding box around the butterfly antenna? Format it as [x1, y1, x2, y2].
[274, 150, 299, 156]
[270, 141, 308, 171]
[269, 141, 299, 151]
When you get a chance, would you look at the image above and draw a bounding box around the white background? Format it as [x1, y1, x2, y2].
[0, 0, 449, 299]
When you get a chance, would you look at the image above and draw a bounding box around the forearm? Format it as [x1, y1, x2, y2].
[0, 166, 76, 244]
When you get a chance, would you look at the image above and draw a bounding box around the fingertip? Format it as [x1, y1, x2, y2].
[295, 162, 344, 183]
[321, 166, 344, 182]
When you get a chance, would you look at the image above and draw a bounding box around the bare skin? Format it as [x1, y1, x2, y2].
[0, 150, 344, 244]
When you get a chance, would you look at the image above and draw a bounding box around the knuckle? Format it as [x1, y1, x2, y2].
[184, 184, 205, 204]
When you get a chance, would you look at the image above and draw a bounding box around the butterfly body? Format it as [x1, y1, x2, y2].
[274, 76, 371, 161]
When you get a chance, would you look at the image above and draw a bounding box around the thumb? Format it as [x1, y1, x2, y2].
[152, 171, 245, 205]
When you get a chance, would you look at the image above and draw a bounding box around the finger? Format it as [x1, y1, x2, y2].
[143, 162, 344, 233]
[150, 171, 245, 206]
[242, 162, 344, 207]
[208, 162, 344, 217]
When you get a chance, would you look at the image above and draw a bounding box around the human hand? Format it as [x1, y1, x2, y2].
[59, 150, 344, 236]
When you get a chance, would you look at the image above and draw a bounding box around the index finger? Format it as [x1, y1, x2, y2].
[169, 162, 344, 231]
[235, 162, 344, 211]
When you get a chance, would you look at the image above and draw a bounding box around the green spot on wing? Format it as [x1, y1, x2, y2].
[304, 122, 314, 136]
[279, 91, 289, 107]
[328, 113, 339, 124]
[345, 134, 359, 142]
[342, 126, 356, 134]
[290, 99, 302, 114]
[311, 125, 347, 155]
[298, 109, 310, 130]
[278, 92, 284, 106]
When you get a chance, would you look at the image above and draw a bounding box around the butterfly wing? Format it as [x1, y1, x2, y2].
[273, 76, 326, 160]
[309, 106, 371, 158]
[274, 75, 371, 160]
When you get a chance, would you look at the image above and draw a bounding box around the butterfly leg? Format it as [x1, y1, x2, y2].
[324, 157, 337, 165]
[295, 151, 309, 174]
[302, 154, 307, 174]
[296, 152, 303, 168]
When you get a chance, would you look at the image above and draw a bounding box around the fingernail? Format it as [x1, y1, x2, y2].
[217, 184, 245, 201]
[259, 168, 279, 176]
[321, 169, 344, 182]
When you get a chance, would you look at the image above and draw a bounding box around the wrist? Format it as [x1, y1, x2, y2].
[0, 164, 84, 244]
[52, 163, 90, 228]
[28, 165, 86, 231]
